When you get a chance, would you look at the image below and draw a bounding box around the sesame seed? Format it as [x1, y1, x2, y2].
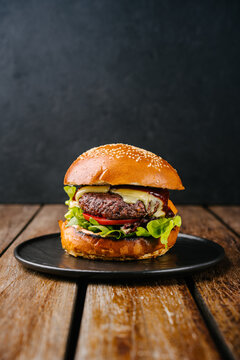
[77, 143, 170, 172]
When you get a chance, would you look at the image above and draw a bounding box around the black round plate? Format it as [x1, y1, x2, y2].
[14, 233, 225, 279]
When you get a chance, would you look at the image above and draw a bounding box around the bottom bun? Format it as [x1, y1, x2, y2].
[59, 220, 180, 261]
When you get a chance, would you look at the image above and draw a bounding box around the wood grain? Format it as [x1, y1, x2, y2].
[0, 204, 40, 254]
[0, 205, 77, 360]
[76, 280, 220, 360]
[210, 206, 240, 235]
[179, 205, 240, 359]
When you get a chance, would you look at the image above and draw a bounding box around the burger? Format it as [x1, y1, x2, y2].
[59, 143, 184, 261]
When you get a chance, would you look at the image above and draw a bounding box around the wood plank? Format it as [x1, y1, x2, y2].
[0, 205, 77, 360]
[210, 206, 240, 235]
[76, 282, 220, 359]
[179, 205, 240, 359]
[0, 204, 40, 254]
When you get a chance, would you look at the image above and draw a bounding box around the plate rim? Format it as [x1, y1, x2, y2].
[14, 232, 225, 277]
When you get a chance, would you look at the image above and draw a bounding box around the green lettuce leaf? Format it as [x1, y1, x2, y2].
[64, 206, 89, 228]
[136, 215, 182, 247]
[135, 227, 152, 237]
[64, 186, 76, 206]
[64, 185, 76, 199]
[66, 215, 89, 228]
[65, 206, 83, 221]
[147, 217, 172, 238]
[88, 217, 100, 225]
[88, 225, 126, 239]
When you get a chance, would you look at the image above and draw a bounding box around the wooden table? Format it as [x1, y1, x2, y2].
[0, 205, 239, 360]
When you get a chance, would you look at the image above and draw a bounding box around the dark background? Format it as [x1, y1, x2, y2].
[0, 0, 239, 204]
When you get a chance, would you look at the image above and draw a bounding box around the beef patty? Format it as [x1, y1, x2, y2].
[78, 192, 149, 219]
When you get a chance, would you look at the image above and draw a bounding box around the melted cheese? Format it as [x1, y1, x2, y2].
[111, 188, 165, 217]
[75, 185, 110, 202]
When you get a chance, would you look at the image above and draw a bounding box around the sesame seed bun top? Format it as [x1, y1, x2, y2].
[64, 143, 184, 190]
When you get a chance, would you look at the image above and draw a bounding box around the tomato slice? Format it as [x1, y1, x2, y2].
[83, 213, 138, 225]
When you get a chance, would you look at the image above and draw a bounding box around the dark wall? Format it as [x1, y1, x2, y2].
[0, 0, 239, 204]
